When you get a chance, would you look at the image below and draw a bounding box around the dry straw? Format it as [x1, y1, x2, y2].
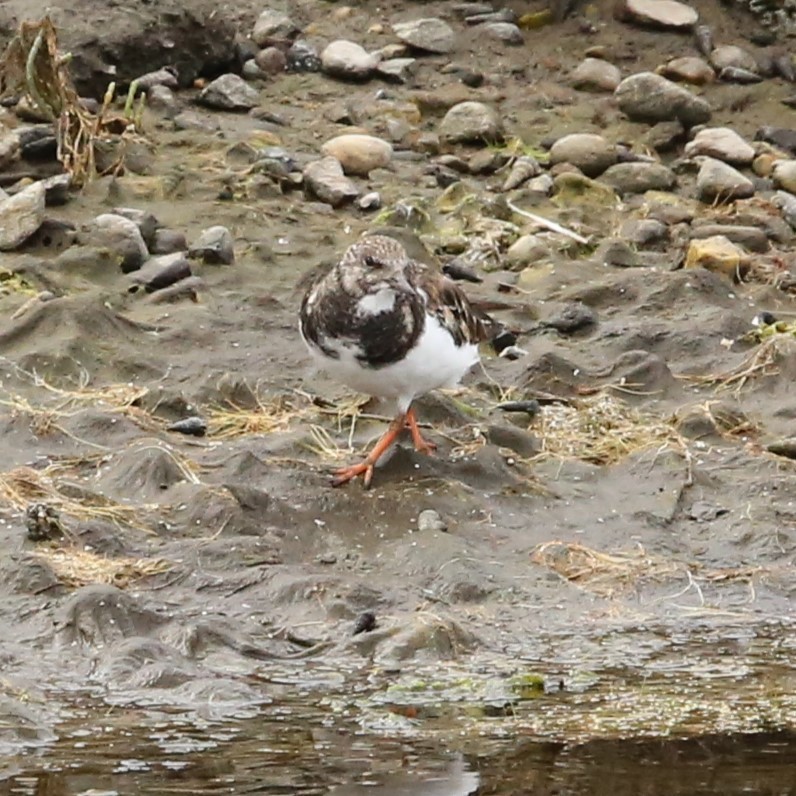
[34, 546, 172, 589]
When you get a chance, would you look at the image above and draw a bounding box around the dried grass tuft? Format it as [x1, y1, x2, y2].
[532, 392, 686, 465]
[34, 546, 172, 588]
[531, 540, 768, 600]
[0, 466, 153, 531]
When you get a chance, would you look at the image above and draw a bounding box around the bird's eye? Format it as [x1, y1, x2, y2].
[363, 254, 381, 268]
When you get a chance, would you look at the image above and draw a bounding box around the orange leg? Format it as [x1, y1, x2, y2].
[331, 414, 406, 488]
[405, 406, 437, 455]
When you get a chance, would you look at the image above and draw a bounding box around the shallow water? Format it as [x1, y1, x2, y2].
[1, 708, 795, 796]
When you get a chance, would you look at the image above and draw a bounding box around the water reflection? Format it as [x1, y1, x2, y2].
[0, 707, 794, 796]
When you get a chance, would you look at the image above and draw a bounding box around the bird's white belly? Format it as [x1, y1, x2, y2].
[305, 314, 479, 412]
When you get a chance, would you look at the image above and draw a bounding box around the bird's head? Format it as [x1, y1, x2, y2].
[337, 235, 411, 292]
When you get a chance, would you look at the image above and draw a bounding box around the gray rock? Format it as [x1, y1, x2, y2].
[549, 133, 617, 177]
[525, 174, 554, 195]
[710, 45, 758, 74]
[645, 120, 686, 152]
[128, 253, 192, 293]
[616, 0, 698, 29]
[321, 40, 379, 80]
[357, 191, 382, 210]
[0, 129, 20, 170]
[689, 223, 769, 252]
[772, 190, 796, 229]
[417, 509, 448, 532]
[597, 238, 641, 267]
[571, 57, 621, 92]
[40, 173, 72, 206]
[111, 207, 159, 249]
[256, 46, 288, 75]
[599, 161, 676, 193]
[252, 9, 299, 46]
[0, 181, 45, 251]
[242, 59, 267, 80]
[615, 71, 711, 126]
[286, 40, 321, 73]
[696, 157, 755, 202]
[147, 85, 179, 116]
[136, 66, 179, 94]
[482, 22, 523, 44]
[188, 225, 235, 265]
[199, 74, 259, 111]
[392, 18, 455, 53]
[151, 228, 188, 255]
[303, 157, 360, 207]
[376, 57, 417, 83]
[439, 101, 503, 144]
[507, 234, 552, 268]
[772, 159, 796, 193]
[173, 111, 220, 132]
[82, 214, 149, 272]
[684, 127, 755, 166]
[620, 218, 669, 246]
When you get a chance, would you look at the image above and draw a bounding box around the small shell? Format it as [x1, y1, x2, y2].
[502, 155, 542, 191]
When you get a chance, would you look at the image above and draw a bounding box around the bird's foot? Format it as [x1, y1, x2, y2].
[331, 460, 375, 489]
[405, 407, 437, 455]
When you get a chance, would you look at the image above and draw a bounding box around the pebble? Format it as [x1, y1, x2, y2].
[615, 72, 711, 126]
[657, 56, 715, 85]
[710, 45, 758, 74]
[82, 213, 149, 272]
[321, 134, 393, 177]
[696, 157, 755, 202]
[718, 66, 763, 84]
[620, 218, 669, 246]
[767, 439, 796, 460]
[252, 9, 299, 46]
[502, 155, 541, 191]
[242, 60, 268, 80]
[482, 22, 524, 44]
[151, 228, 187, 255]
[772, 160, 796, 193]
[0, 181, 46, 250]
[110, 207, 158, 248]
[352, 611, 377, 635]
[0, 129, 21, 169]
[188, 226, 235, 265]
[756, 126, 796, 155]
[684, 235, 745, 279]
[40, 173, 72, 206]
[129, 253, 193, 293]
[147, 85, 178, 116]
[417, 509, 448, 533]
[689, 223, 769, 253]
[772, 190, 796, 229]
[357, 191, 381, 210]
[173, 111, 221, 133]
[256, 47, 288, 75]
[599, 161, 676, 193]
[168, 416, 208, 437]
[303, 157, 360, 207]
[286, 40, 321, 73]
[549, 133, 617, 177]
[506, 234, 552, 268]
[545, 302, 597, 333]
[198, 74, 259, 111]
[616, 0, 699, 29]
[439, 101, 504, 144]
[571, 57, 622, 92]
[392, 18, 456, 53]
[645, 120, 686, 152]
[137, 66, 179, 93]
[693, 25, 713, 57]
[321, 40, 379, 81]
[598, 238, 641, 267]
[377, 58, 417, 83]
[684, 127, 755, 166]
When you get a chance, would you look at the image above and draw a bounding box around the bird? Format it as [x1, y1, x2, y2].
[299, 234, 499, 488]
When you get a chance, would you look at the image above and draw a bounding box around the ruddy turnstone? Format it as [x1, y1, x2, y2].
[299, 234, 499, 488]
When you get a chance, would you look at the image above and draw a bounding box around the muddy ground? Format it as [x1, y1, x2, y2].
[0, 0, 794, 788]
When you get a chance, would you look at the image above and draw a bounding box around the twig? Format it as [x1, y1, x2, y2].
[506, 200, 591, 245]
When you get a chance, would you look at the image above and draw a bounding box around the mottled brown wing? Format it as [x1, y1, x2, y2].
[415, 266, 499, 347]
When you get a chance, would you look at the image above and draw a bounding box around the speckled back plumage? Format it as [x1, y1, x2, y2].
[299, 235, 496, 372]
